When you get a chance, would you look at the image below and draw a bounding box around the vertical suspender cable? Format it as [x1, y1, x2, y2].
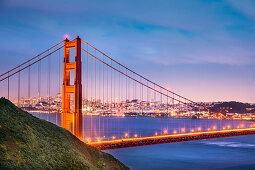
[94, 50, 98, 139]
[179, 97, 180, 133]
[98, 52, 101, 139]
[90, 49, 93, 140]
[7, 73, 9, 100]
[18, 72, 20, 107]
[172, 96, 174, 134]
[102, 54, 105, 140]
[94, 50, 97, 139]
[56, 50, 59, 126]
[133, 79, 135, 136]
[86, 44, 89, 140]
[119, 64, 121, 138]
[28, 65, 31, 110]
[160, 90, 162, 134]
[106, 60, 109, 139]
[112, 68, 114, 138]
[126, 69, 128, 134]
[154, 85, 156, 134]
[147, 81, 149, 136]
[167, 92, 169, 133]
[141, 79, 143, 137]
[111, 60, 113, 138]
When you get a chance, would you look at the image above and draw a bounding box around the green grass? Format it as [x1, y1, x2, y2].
[0, 98, 128, 170]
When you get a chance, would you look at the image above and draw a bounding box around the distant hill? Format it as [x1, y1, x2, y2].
[212, 101, 255, 114]
[0, 98, 128, 169]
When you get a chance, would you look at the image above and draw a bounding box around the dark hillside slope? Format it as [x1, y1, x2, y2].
[0, 98, 128, 170]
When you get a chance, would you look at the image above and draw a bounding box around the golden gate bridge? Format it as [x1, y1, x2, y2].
[1, 36, 255, 150]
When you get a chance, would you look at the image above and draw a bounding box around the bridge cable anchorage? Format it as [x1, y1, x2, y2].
[81, 39, 209, 110]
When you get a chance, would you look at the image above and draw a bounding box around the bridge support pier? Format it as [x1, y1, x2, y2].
[62, 36, 82, 140]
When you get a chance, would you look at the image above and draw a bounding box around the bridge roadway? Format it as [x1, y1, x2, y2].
[88, 128, 255, 150]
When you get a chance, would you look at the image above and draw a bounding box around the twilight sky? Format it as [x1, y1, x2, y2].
[0, 0, 255, 103]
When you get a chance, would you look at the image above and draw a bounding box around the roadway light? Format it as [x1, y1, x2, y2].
[125, 133, 128, 138]
[198, 127, 201, 131]
[112, 136, 115, 140]
[213, 126, 216, 130]
[97, 139, 101, 142]
[134, 134, 138, 138]
[173, 131, 177, 134]
[181, 129, 185, 133]
[191, 129, 194, 132]
[86, 138, 91, 143]
[227, 125, 230, 129]
[155, 132, 158, 136]
[163, 130, 168, 134]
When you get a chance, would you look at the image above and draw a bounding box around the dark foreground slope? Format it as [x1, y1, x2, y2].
[0, 98, 128, 170]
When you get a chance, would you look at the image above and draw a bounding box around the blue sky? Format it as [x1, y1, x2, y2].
[0, 0, 255, 102]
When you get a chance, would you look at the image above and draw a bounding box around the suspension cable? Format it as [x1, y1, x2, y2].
[0, 41, 63, 78]
[81, 39, 206, 108]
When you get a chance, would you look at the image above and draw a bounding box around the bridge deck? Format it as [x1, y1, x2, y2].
[88, 128, 255, 150]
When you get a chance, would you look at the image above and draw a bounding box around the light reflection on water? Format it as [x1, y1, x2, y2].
[31, 112, 252, 142]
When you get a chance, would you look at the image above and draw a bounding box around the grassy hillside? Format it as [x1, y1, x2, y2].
[0, 98, 128, 170]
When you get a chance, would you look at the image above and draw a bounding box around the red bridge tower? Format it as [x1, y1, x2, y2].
[62, 36, 82, 139]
